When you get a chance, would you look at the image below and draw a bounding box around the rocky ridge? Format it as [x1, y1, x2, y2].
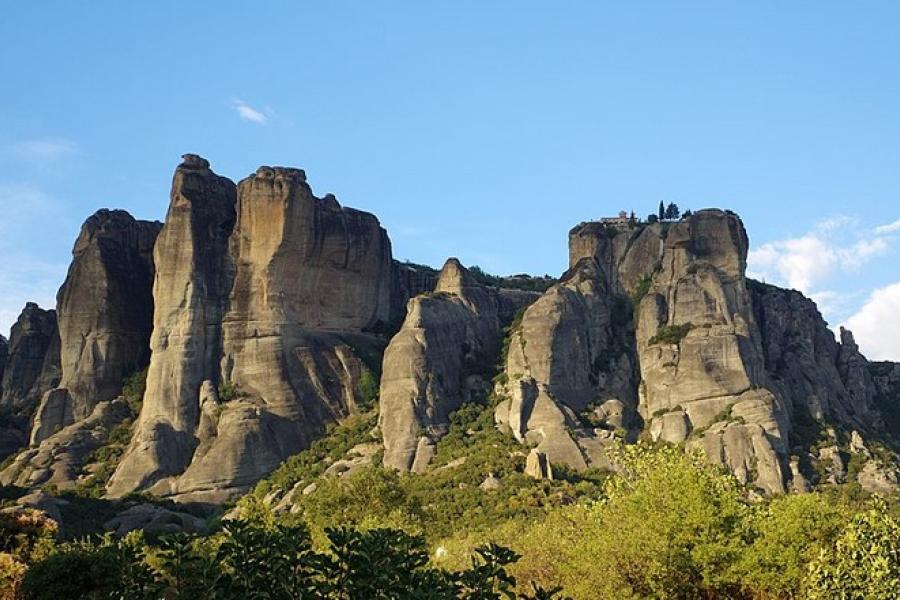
[0, 156, 897, 516]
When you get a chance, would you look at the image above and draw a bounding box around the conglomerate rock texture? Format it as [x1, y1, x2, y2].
[108, 155, 237, 500]
[30, 209, 161, 445]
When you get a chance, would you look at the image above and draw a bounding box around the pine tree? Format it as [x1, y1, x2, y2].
[665, 202, 680, 220]
[658, 201, 665, 222]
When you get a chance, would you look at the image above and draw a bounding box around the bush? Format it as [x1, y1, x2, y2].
[648, 322, 693, 346]
[805, 497, 900, 599]
[357, 369, 379, 411]
[738, 493, 848, 597]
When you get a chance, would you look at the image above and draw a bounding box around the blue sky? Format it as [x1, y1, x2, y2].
[1, 2, 899, 359]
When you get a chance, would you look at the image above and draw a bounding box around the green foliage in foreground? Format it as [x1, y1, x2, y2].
[14, 521, 567, 599]
[248, 400, 606, 544]
[435, 444, 900, 599]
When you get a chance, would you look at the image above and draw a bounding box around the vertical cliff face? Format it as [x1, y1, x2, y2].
[170, 167, 393, 501]
[501, 212, 791, 492]
[29, 210, 161, 445]
[633, 211, 788, 493]
[380, 259, 537, 472]
[109, 157, 408, 502]
[0, 336, 7, 388]
[495, 258, 639, 470]
[108, 155, 237, 497]
[0, 304, 60, 413]
[750, 283, 882, 433]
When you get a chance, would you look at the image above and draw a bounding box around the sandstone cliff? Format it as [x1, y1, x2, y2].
[30, 210, 161, 445]
[107, 155, 238, 499]
[381, 258, 538, 472]
[495, 257, 638, 471]
[109, 156, 409, 502]
[492, 210, 898, 494]
[0, 303, 60, 414]
[0, 335, 8, 383]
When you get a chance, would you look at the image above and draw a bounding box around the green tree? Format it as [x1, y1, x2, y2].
[805, 497, 900, 600]
[664, 202, 680, 220]
[657, 201, 665, 222]
[738, 493, 848, 598]
[514, 443, 750, 599]
[357, 369, 379, 411]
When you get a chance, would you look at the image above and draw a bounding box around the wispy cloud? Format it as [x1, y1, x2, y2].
[231, 99, 269, 124]
[8, 138, 78, 161]
[874, 218, 900, 235]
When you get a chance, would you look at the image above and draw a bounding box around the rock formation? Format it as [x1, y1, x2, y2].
[1, 398, 132, 490]
[30, 210, 161, 445]
[0, 335, 8, 383]
[380, 259, 538, 472]
[0, 303, 60, 413]
[109, 156, 412, 502]
[495, 256, 638, 471]
[492, 210, 900, 494]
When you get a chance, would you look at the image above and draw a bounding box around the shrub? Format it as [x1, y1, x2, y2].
[805, 497, 900, 599]
[648, 322, 693, 346]
[357, 369, 379, 411]
[121, 368, 148, 414]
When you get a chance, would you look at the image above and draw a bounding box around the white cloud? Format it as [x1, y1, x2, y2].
[844, 282, 900, 361]
[231, 99, 268, 124]
[875, 218, 900, 235]
[747, 218, 892, 294]
[8, 138, 78, 161]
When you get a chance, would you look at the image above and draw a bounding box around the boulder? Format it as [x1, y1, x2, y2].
[857, 461, 899, 495]
[525, 449, 553, 480]
[104, 503, 206, 536]
[479, 473, 502, 491]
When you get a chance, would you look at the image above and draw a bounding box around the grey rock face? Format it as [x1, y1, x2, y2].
[525, 449, 553, 480]
[0, 303, 60, 413]
[380, 259, 538, 471]
[0, 335, 8, 383]
[635, 211, 788, 494]
[104, 503, 206, 536]
[500, 211, 797, 493]
[495, 257, 638, 470]
[108, 155, 238, 498]
[110, 157, 408, 502]
[1, 398, 132, 490]
[30, 210, 161, 445]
